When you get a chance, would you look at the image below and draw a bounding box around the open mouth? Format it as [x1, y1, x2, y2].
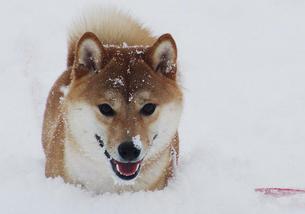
[95, 134, 142, 180]
[110, 159, 142, 180]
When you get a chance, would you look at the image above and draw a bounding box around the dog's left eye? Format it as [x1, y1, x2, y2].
[140, 103, 157, 116]
[98, 104, 115, 117]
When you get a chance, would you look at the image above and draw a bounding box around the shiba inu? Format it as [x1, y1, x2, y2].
[42, 9, 183, 193]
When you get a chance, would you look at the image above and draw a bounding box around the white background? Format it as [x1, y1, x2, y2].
[1, 0, 305, 213]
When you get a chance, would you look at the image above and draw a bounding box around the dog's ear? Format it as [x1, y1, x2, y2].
[147, 34, 177, 80]
[72, 32, 106, 79]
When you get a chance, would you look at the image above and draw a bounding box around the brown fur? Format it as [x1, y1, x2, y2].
[42, 11, 182, 192]
[42, 69, 71, 178]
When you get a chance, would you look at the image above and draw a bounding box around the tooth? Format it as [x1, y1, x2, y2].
[116, 164, 121, 173]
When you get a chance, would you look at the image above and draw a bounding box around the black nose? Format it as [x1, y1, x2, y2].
[118, 141, 141, 161]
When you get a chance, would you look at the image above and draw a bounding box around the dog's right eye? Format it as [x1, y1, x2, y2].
[98, 104, 115, 117]
[140, 103, 157, 116]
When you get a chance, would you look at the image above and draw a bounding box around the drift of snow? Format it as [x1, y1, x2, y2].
[1, 0, 305, 214]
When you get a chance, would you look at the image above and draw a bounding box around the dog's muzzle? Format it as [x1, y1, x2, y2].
[95, 134, 142, 180]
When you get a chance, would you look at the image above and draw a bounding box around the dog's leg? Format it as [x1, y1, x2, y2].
[45, 117, 65, 179]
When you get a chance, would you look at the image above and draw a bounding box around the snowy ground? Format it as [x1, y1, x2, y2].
[1, 0, 305, 213]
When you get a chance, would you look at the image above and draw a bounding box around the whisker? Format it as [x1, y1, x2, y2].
[95, 134, 111, 160]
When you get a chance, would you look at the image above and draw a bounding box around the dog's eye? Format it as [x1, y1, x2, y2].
[98, 104, 115, 116]
[140, 103, 157, 116]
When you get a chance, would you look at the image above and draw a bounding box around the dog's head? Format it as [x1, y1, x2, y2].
[64, 32, 183, 181]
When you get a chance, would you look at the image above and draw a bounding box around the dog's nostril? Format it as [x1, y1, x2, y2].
[134, 150, 139, 157]
[118, 141, 141, 161]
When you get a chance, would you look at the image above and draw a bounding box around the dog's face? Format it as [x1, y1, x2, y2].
[64, 32, 182, 182]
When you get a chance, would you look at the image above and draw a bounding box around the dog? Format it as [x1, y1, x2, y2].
[42, 9, 183, 193]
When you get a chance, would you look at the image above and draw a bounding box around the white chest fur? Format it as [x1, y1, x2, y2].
[64, 139, 171, 193]
[64, 140, 115, 192]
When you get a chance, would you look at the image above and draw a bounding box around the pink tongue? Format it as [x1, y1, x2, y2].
[117, 162, 139, 175]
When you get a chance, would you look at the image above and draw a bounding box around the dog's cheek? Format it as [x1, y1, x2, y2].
[66, 102, 109, 161]
[146, 102, 182, 158]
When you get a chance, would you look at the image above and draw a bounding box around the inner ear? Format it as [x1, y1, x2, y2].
[73, 32, 105, 77]
[148, 34, 177, 79]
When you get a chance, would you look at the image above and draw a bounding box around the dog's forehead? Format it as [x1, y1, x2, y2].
[104, 90, 151, 106]
[98, 58, 158, 102]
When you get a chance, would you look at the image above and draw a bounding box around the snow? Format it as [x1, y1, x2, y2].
[122, 42, 128, 48]
[111, 76, 125, 87]
[1, 0, 305, 213]
[132, 135, 142, 150]
[59, 85, 69, 97]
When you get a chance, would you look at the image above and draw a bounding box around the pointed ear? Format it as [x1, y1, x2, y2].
[147, 34, 177, 80]
[72, 32, 105, 79]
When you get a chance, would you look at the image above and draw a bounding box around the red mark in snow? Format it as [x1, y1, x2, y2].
[255, 188, 305, 197]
